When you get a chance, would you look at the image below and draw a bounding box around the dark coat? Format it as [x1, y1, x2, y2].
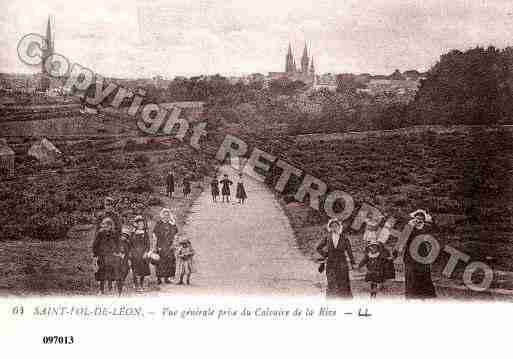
[166, 173, 175, 193]
[95, 209, 122, 239]
[153, 221, 178, 277]
[210, 180, 220, 196]
[236, 182, 247, 199]
[183, 179, 191, 195]
[129, 231, 151, 277]
[220, 178, 233, 196]
[358, 243, 392, 283]
[93, 230, 123, 281]
[403, 225, 437, 299]
[317, 233, 355, 298]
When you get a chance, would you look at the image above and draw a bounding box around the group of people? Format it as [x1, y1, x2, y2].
[165, 170, 192, 199]
[92, 197, 196, 295]
[210, 173, 247, 204]
[317, 209, 437, 300]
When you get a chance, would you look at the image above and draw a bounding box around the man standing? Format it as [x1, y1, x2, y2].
[166, 170, 175, 198]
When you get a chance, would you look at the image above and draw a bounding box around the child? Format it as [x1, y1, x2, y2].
[210, 178, 220, 202]
[358, 241, 388, 299]
[116, 227, 132, 295]
[236, 173, 247, 204]
[176, 237, 195, 285]
[129, 215, 151, 292]
[183, 177, 191, 199]
[220, 174, 233, 203]
[92, 217, 121, 295]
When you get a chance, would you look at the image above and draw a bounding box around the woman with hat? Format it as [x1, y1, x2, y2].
[210, 177, 220, 202]
[92, 217, 124, 295]
[175, 237, 195, 285]
[402, 209, 437, 299]
[152, 208, 178, 284]
[129, 215, 151, 292]
[316, 218, 356, 298]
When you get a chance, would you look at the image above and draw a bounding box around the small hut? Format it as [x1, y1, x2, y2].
[28, 138, 62, 164]
[0, 138, 15, 178]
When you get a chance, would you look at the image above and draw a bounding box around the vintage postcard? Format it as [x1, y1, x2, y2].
[0, 0, 511, 356]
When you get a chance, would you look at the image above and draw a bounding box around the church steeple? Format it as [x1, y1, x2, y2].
[301, 42, 309, 74]
[310, 57, 315, 75]
[41, 16, 54, 91]
[285, 42, 296, 73]
[44, 16, 53, 53]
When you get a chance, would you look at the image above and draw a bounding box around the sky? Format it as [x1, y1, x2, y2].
[1, 0, 513, 78]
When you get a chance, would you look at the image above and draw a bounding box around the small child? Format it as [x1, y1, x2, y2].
[358, 241, 388, 299]
[176, 237, 195, 285]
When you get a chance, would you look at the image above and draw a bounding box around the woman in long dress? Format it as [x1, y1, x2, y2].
[129, 215, 151, 292]
[403, 209, 437, 299]
[316, 218, 356, 298]
[153, 208, 178, 284]
[235, 173, 247, 204]
[183, 177, 191, 198]
[220, 174, 233, 203]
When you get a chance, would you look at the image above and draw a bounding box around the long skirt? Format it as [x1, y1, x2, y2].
[326, 260, 352, 298]
[155, 250, 176, 278]
[130, 255, 151, 277]
[236, 183, 247, 199]
[404, 264, 436, 299]
[95, 255, 123, 281]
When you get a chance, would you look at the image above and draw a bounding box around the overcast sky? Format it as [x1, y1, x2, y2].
[1, 0, 513, 78]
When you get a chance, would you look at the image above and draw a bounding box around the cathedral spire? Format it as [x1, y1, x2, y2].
[45, 16, 53, 52]
[301, 42, 309, 74]
[310, 57, 315, 75]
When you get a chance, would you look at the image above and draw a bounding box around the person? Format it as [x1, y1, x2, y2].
[96, 196, 122, 239]
[402, 209, 437, 299]
[166, 170, 175, 198]
[358, 241, 389, 299]
[210, 178, 220, 202]
[92, 217, 124, 295]
[118, 227, 132, 294]
[220, 174, 233, 203]
[316, 218, 356, 298]
[153, 208, 178, 284]
[183, 176, 191, 199]
[129, 215, 151, 292]
[176, 237, 195, 285]
[235, 173, 247, 204]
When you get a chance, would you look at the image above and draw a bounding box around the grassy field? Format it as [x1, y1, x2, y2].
[0, 135, 216, 295]
[272, 127, 513, 290]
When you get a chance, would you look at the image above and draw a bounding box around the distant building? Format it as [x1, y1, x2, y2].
[28, 138, 62, 164]
[40, 16, 54, 92]
[0, 139, 15, 178]
[312, 73, 337, 91]
[268, 42, 316, 85]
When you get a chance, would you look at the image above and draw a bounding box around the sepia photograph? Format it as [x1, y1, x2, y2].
[0, 0, 512, 356]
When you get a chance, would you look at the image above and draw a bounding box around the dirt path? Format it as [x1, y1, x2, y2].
[157, 164, 322, 296]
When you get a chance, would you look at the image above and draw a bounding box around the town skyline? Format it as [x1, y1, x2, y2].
[2, 0, 513, 78]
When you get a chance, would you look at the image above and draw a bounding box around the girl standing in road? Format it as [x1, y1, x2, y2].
[92, 217, 124, 295]
[236, 173, 247, 204]
[220, 174, 233, 203]
[176, 237, 196, 285]
[316, 218, 356, 298]
[129, 215, 151, 292]
[153, 208, 178, 284]
[183, 176, 191, 199]
[210, 178, 220, 202]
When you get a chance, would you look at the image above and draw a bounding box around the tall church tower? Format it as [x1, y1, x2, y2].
[285, 43, 296, 73]
[301, 43, 309, 75]
[41, 16, 54, 91]
[310, 57, 315, 76]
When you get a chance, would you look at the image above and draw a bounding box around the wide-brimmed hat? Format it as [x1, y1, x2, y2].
[178, 237, 190, 244]
[134, 215, 145, 223]
[409, 209, 432, 223]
